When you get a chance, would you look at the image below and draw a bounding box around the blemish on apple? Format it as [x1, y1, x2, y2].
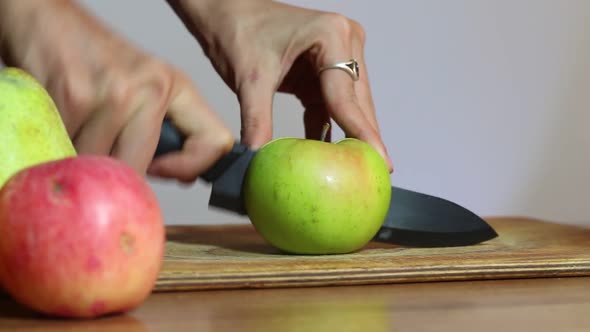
[120, 232, 135, 255]
[91, 300, 106, 316]
[52, 181, 63, 194]
[53, 306, 74, 317]
[0, 74, 23, 86]
[86, 255, 102, 272]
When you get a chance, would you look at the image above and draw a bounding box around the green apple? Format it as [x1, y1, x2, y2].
[0, 67, 77, 188]
[243, 137, 391, 255]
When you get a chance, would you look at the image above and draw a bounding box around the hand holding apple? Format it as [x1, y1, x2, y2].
[243, 135, 391, 255]
[0, 155, 165, 318]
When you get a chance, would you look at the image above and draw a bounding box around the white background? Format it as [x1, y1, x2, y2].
[9, 1, 590, 226]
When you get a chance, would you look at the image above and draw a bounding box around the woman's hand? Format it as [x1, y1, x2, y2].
[168, 0, 393, 172]
[0, 0, 234, 182]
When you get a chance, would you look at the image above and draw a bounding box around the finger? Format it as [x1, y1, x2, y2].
[71, 67, 155, 157]
[350, 27, 393, 172]
[237, 74, 275, 149]
[72, 89, 133, 157]
[350, 31, 381, 135]
[147, 76, 234, 182]
[318, 68, 373, 141]
[149, 135, 228, 184]
[110, 86, 168, 175]
[317, 64, 393, 171]
[44, 62, 96, 139]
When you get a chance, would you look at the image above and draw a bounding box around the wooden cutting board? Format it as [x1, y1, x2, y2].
[155, 217, 590, 292]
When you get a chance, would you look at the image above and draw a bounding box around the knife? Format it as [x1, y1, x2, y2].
[154, 118, 498, 247]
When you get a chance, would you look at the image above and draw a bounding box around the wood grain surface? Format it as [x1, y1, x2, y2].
[156, 217, 590, 291]
[2, 276, 589, 331]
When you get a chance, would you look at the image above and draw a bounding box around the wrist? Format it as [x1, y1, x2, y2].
[166, 0, 224, 49]
[165, 0, 269, 52]
[0, 0, 98, 86]
[1, 1, 72, 71]
[0, 1, 31, 64]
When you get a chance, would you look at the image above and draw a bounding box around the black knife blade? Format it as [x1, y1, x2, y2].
[154, 119, 498, 247]
[375, 186, 497, 247]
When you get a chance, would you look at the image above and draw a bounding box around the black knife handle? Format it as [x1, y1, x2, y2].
[155, 118, 185, 157]
[154, 118, 245, 183]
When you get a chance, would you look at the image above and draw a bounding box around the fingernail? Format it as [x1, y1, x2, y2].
[381, 149, 394, 173]
[383, 156, 393, 173]
[387, 154, 394, 173]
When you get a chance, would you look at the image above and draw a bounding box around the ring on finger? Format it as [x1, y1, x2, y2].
[317, 59, 360, 81]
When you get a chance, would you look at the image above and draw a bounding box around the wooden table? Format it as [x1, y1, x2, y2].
[1, 276, 589, 331]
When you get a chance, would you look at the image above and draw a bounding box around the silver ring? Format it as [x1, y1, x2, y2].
[318, 59, 360, 81]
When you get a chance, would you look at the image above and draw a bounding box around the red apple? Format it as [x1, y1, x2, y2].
[0, 155, 165, 318]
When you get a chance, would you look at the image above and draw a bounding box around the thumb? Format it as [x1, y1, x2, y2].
[237, 77, 275, 148]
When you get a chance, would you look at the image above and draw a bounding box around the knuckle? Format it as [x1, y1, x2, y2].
[105, 71, 134, 124]
[317, 12, 353, 38]
[57, 74, 96, 135]
[144, 62, 175, 118]
[240, 112, 263, 131]
[63, 77, 95, 116]
[217, 128, 235, 153]
[107, 71, 133, 112]
[107, 60, 175, 122]
[350, 19, 366, 44]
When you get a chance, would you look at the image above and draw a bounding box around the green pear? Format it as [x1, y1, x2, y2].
[243, 137, 392, 255]
[0, 67, 77, 187]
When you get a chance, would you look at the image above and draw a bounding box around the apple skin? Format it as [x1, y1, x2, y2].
[243, 137, 391, 255]
[0, 155, 165, 318]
